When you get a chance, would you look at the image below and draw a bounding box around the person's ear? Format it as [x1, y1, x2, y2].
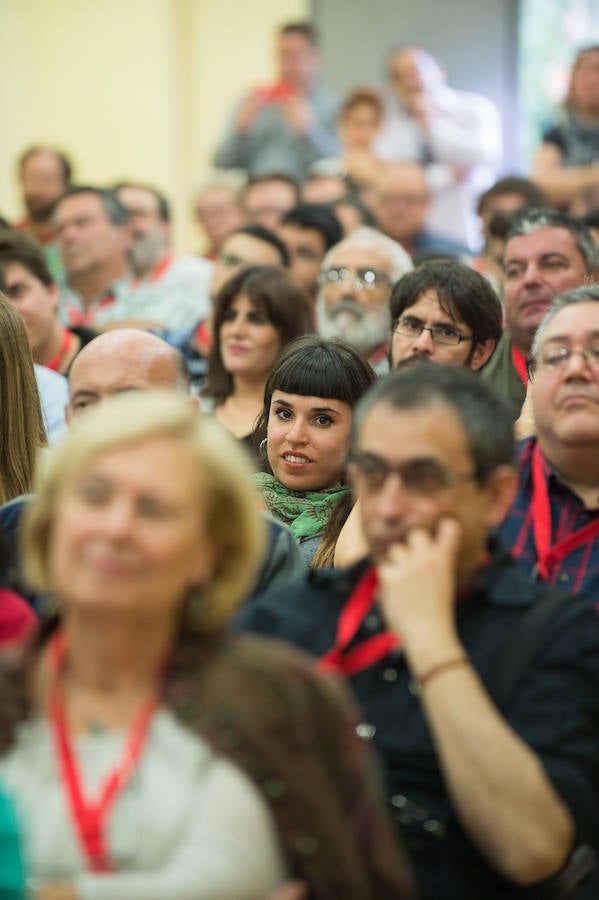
[469, 338, 496, 371]
[482, 465, 518, 529]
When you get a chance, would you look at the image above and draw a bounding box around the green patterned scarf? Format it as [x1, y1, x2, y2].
[253, 473, 352, 541]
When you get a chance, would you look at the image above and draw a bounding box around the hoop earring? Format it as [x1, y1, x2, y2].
[259, 438, 268, 459]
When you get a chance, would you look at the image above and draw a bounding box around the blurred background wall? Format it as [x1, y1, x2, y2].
[2, 0, 598, 253]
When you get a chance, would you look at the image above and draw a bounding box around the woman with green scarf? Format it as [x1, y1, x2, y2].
[252, 336, 376, 567]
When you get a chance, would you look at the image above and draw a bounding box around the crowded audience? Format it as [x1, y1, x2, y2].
[2, 18, 599, 900]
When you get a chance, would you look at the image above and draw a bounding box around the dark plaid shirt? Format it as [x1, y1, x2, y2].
[499, 437, 599, 605]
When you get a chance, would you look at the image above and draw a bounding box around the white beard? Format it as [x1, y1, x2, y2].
[316, 294, 390, 356]
[129, 230, 167, 276]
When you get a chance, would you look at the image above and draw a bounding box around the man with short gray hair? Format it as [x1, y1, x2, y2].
[500, 284, 599, 608]
[482, 208, 599, 419]
[316, 226, 413, 374]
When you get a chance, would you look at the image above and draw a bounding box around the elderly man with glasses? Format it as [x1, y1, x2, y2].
[500, 285, 599, 613]
[316, 226, 413, 374]
[237, 363, 599, 899]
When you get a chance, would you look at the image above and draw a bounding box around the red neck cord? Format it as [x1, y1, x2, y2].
[528, 443, 599, 591]
[318, 568, 398, 676]
[45, 328, 74, 372]
[48, 631, 157, 872]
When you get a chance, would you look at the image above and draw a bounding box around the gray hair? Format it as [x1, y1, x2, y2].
[320, 226, 414, 285]
[531, 285, 599, 356]
[506, 207, 599, 273]
[195, 168, 247, 198]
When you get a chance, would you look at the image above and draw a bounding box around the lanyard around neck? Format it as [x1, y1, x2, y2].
[530, 442, 599, 589]
[46, 327, 74, 372]
[318, 567, 399, 676]
[48, 630, 157, 872]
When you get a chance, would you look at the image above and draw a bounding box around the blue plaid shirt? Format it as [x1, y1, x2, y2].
[499, 437, 599, 605]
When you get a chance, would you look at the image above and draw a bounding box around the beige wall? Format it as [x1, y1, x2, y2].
[0, 0, 308, 252]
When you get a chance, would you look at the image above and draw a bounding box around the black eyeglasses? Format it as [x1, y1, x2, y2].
[320, 266, 391, 291]
[349, 452, 475, 495]
[394, 316, 473, 348]
[527, 345, 599, 382]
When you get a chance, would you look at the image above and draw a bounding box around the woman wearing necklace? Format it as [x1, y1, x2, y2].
[252, 336, 376, 567]
[0, 391, 413, 900]
[201, 266, 313, 453]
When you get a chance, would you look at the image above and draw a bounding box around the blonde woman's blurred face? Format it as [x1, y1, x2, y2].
[220, 294, 282, 379]
[49, 436, 214, 620]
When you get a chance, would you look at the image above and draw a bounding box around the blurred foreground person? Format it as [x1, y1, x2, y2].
[239, 365, 599, 899]
[0, 391, 413, 900]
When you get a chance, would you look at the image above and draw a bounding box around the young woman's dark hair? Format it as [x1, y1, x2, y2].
[253, 335, 376, 567]
[255, 335, 376, 438]
[202, 266, 314, 403]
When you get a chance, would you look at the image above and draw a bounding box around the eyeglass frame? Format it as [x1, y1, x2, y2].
[394, 315, 474, 348]
[319, 266, 391, 292]
[348, 451, 477, 495]
[526, 344, 599, 382]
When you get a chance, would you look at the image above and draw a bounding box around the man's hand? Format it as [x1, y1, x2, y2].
[282, 95, 313, 134]
[377, 518, 462, 672]
[236, 92, 262, 133]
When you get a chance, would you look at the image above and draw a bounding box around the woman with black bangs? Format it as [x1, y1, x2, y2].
[252, 336, 375, 566]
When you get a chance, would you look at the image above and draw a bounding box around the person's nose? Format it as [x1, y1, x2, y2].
[563, 348, 594, 381]
[229, 313, 248, 336]
[58, 221, 78, 244]
[285, 416, 309, 445]
[373, 472, 410, 522]
[411, 327, 435, 354]
[522, 260, 542, 286]
[98, 497, 136, 541]
[328, 278, 362, 305]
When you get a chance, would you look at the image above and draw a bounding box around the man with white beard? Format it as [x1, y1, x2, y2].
[102, 182, 213, 332]
[316, 227, 413, 374]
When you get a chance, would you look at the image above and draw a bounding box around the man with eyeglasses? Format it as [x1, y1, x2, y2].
[482, 208, 599, 420]
[237, 363, 599, 899]
[390, 259, 502, 370]
[500, 285, 599, 610]
[316, 226, 413, 374]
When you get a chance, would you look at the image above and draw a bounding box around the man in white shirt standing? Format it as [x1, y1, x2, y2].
[375, 46, 502, 251]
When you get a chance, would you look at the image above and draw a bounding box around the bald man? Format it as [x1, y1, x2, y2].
[66, 328, 188, 419]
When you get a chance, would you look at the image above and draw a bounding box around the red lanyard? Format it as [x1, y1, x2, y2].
[194, 318, 213, 354]
[318, 568, 398, 676]
[68, 293, 115, 327]
[511, 345, 528, 388]
[530, 443, 599, 589]
[48, 631, 157, 872]
[131, 254, 173, 290]
[46, 328, 74, 372]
